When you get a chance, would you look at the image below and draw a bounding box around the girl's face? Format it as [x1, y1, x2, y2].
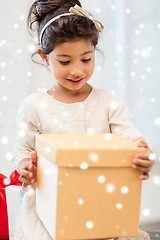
[47, 39, 95, 92]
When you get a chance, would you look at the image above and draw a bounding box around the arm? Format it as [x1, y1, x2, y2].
[12, 95, 41, 190]
[108, 95, 154, 180]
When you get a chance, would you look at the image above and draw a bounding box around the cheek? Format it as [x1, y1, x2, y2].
[87, 61, 95, 75]
[51, 64, 67, 78]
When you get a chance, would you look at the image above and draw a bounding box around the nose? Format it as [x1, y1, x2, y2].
[70, 62, 83, 77]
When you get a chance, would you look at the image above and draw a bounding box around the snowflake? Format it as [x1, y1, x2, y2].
[104, 133, 112, 141]
[134, 49, 140, 55]
[15, 49, 22, 55]
[77, 199, 84, 205]
[5, 152, 13, 160]
[13, 24, 19, 29]
[19, 15, 25, 20]
[111, 5, 116, 10]
[87, 128, 95, 135]
[151, 175, 160, 185]
[1, 62, 6, 68]
[142, 209, 150, 217]
[106, 183, 116, 193]
[148, 153, 156, 161]
[18, 130, 26, 138]
[97, 175, 106, 183]
[115, 61, 120, 66]
[146, 67, 152, 73]
[116, 203, 123, 209]
[45, 147, 51, 153]
[1, 95, 8, 101]
[151, 98, 156, 103]
[63, 111, 68, 117]
[117, 46, 123, 51]
[3, 178, 11, 185]
[140, 49, 150, 58]
[139, 24, 144, 29]
[74, 141, 80, 147]
[155, 118, 160, 125]
[89, 152, 99, 162]
[1, 76, 6, 81]
[121, 186, 129, 194]
[130, 72, 136, 77]
[86, 221, 94, 229]
[1, 137, 9, 145]
[96, 65, 102, 71]
[96, 8, 101, 13]
[80, 162, 88, 170]
[125, 9, 131, 14]
[27, 71, 32, 77]
[135, 29, 140, 35]
[27, 44, 36, 53]
[27, 186, 36, 195]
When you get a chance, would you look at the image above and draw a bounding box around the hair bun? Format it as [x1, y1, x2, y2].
[35, 0, 81, 19]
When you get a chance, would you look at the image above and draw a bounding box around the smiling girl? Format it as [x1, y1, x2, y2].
[12, 0, 153, 239]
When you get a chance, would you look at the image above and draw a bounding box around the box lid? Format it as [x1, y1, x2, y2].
[35, 133, 146, 167]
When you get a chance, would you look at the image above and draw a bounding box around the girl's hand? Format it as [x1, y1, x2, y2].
[18, 151, 37, 190]
[132, 141, 154, 180]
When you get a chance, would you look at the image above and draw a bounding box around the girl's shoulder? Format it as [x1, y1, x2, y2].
[20, 91, 47, 105]
[93, 88, 124, 103]
[18, 92, 48, 113]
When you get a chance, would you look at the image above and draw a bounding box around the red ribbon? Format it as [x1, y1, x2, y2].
[0, 170, 22, 239]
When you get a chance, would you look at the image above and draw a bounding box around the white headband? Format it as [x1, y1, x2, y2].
[39, 4, 104, 46]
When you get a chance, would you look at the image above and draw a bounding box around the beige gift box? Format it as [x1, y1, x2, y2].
[35, 133, 146, 240]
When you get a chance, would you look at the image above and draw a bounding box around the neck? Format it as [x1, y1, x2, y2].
[47, 83, 93, 104]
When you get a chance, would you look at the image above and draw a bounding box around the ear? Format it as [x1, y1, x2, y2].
[38, 47, 49, 66]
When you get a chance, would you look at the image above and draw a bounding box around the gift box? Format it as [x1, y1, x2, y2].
[35, 133, 146, 240]
[0, 170, 23, 239]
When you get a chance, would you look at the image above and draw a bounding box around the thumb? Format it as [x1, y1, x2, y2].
[30, 151, 38, 167]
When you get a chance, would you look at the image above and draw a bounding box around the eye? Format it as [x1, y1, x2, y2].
[59, 61, 70, 65]
[81, 58, 91, 63]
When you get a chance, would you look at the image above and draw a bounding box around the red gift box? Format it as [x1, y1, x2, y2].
[0, 170, 22, 239]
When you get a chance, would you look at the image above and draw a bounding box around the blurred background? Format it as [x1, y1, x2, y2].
[0, 0, 159, 234]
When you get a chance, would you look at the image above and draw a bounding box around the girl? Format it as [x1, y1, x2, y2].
[13, 0, 154, 239]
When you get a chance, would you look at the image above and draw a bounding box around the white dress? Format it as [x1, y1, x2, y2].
[12, 87, 150, 240]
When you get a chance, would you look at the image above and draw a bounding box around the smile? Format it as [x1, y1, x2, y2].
[67, 78, 84, 84]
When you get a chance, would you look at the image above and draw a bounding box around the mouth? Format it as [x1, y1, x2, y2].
[66, 78, 84, 84]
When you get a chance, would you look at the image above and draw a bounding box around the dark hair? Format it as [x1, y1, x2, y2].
[27, 0, 99, 65]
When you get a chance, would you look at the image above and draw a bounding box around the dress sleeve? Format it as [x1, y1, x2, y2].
[107, 94, 145, 144]
[12, 95, 41, 169]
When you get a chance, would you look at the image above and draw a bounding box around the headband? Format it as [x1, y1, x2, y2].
[39, 4, 104, 46]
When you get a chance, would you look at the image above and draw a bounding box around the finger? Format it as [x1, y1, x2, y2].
[31, 164, 37, 181]
[133, 159, 153, 168]
[19, 176, 35, 184]
[132, 165, 150, 173]
[139, 173, 149, 180]
[19, 168, 33, 179]
[24, 160, 32, 170]
[30, 151, 38, 167]
[134, 151, 153, 160]
[17, 158, 30, 169]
